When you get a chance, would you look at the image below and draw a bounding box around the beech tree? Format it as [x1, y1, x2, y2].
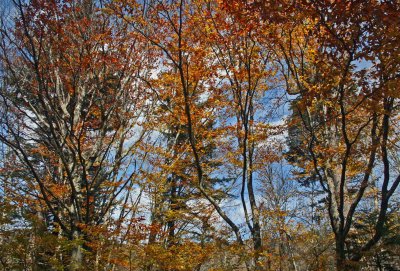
[261, 1, 400, 269]
[0, 0, 152, 268]
[202, 3, 278, 268]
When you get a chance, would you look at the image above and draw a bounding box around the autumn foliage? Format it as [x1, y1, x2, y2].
[0, 0, 399, 270]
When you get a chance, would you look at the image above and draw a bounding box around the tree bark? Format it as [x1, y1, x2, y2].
[70, 231, 83, 271]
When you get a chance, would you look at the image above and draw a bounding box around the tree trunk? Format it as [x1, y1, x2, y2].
[335, 237, 358, 271]
[252, 222, 263, 271]
[70, 245, 83, 271]
[70, 231, 83, 271]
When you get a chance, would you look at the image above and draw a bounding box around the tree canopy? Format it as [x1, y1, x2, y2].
[0, 0, 399, 270]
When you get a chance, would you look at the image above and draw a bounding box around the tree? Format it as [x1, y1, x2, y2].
[0, 0, 152, 268]
[202, 4, 274, 268]
[266, 1, 400, 269]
